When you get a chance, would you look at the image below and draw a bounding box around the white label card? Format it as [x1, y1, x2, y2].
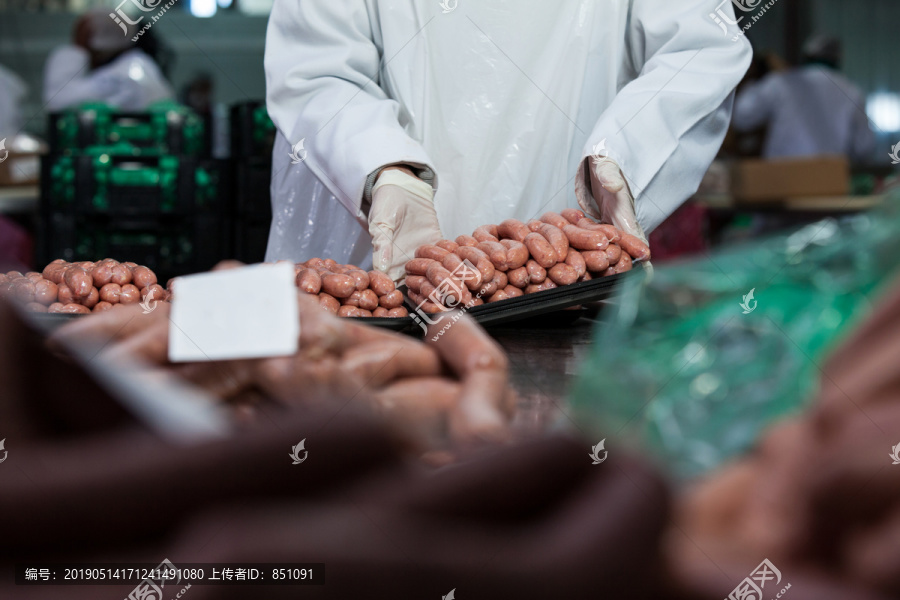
[168, 262, 299, 362]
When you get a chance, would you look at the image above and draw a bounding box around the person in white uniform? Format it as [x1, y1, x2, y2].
[733, 35, 875, 163]
[265, 1, 753, 281]
[43, 9, 173, 113]
[0, 64, 27, 139]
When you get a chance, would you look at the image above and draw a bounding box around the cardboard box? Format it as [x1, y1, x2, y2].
[732, 156, 850, 202]
[0, 152, 41, 186]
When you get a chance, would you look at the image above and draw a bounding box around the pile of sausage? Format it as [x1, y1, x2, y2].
[0, 259, 167, 314]
[406, 209, 651, 313]
[294, 258, 409, 318]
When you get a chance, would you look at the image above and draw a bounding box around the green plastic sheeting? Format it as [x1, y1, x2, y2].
[571, 195, 900, 480]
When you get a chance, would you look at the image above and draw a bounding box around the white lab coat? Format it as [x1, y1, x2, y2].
[43, 47, 173, 113]
[265, 0, 752, 266]
[0, 64, 27, 137]
[733, 66, 875, 162]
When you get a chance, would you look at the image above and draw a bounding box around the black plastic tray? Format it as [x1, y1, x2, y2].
[348, 316, 416, 332]
[402, 263, 644, 331]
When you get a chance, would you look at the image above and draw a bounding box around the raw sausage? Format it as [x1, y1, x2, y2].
[368, 270, 395, 296]
[407, 289, 444, 314]
[358, 289, 380, 311]
[499, 239, 529, 269]
[34, 279, 59, 306]
[425, 261, 472, 306]
[606, 243, 622, 264]
[12, 280, 36, 304]
[455, 235, 479, 247]
[561, 208, 585, 224]
[100, 283, 122, 303]
[525, 280, 558, 294]
[477, 277, 500, 299]
[538, 223, 570, 260]
[442, 252, 483, 291]
[582, 251, 610, 273]
[611, 252, 633, 274]
[342, 291, 363, 307]
[318, 293, 340, 314]
[562, 224, 609, 251]
[110, 263, 133, 285]
[415, 245, 450, 262]
[476, 241, 509, 272]
[60, 303, 91, 314]
[131, 266, 157, 289]
[507, 267, 529, 289]
[473, 225, 500, 242]
[345, 269, 371, 292]
[504, 285, 524, 298]
[405, 276, 426, 294]
[82, 287, 100, 309]
[119, 284, 141, 304]
[143, 284, 167, 303]
[435, 239, 459, 253]
[526, 260, 547, 283]
[455, 246, 495, 285]
[619, 233, 651, 262]
[487, 290, 510, 303]
[497, 219, 530, 242]
[548, 263, 579, 286]
[577, 218, 620, 242]
[296, 269, 322, 294]
[321, 274, 356, 299]
[338, 305, 362, 318]
[64, 266, 93, 298]
[540, 211, 570, 230]
[523, 233, 558, 268]
[405, 258, 435, 277]
[565, 249, 587, 278]
[379, 290, 405, 309]
[57, 283, 75, 304]
[90, 262, 114, 287]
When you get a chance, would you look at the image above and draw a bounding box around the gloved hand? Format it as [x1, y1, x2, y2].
[369, 168, 443, 283]
[575, 155, 648, 244]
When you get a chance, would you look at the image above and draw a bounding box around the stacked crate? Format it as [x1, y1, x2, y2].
[39, 102, 230, 283]
[230, 101, 276, 264]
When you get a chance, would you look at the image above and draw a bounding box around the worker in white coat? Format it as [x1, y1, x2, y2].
[733, 35, 875, 163]
[0, 64, 26, 139]
[43, 9, 173, 113]
[265, 1, 753, 281]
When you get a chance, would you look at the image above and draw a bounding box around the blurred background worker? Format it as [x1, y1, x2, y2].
[43, 8, 173, 112]
[264, 1, 753, 281]
[0, 62, 26, 138]
[732, 34, 875, 163]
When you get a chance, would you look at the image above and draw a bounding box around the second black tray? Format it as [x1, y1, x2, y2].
[403, 263, 645, 331]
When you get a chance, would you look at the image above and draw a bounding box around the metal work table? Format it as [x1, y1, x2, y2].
[486, 310, 604, 436]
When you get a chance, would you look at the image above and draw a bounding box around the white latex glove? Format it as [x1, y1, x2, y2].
[575, 156, 648, 244]
[369, 169, 443, 283]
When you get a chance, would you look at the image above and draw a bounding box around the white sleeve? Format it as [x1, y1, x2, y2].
[732, 76, 777, 132]
[849, 89, 876, 163]
[583, 0, 753, 232]
[264, 0, 436, 218]
[0, 64, 27, 133]
[43, 46, 94, 112]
